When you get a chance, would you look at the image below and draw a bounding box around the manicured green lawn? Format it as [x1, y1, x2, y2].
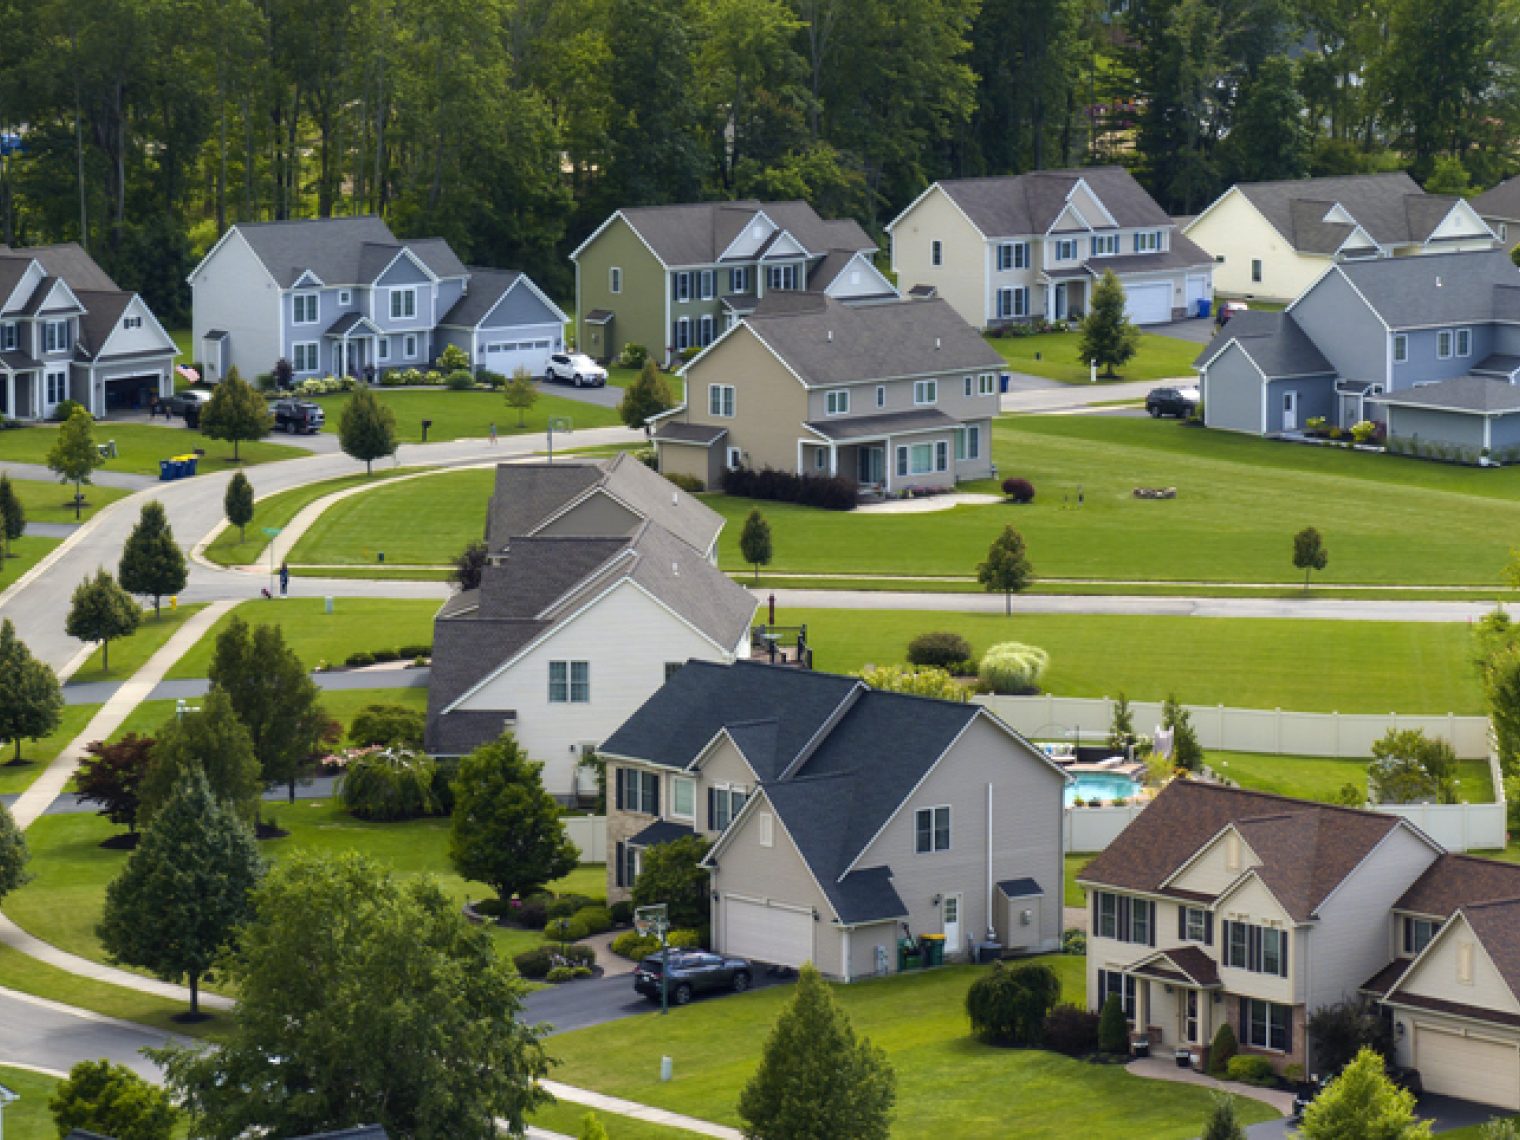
[202, 467, 427, 567]
[109, 686, 429, 744]
[548, 957, 1277, 1137]
[1441, 1118, 1520, 1138]
[304, 388, 620, 444]
[6, 477, 130, 523]
[987, 330, 1202, 384]
[0, 1064, 60, 1140]
[1213, 750, 1495, 803]
[0, 422, 306, 477]
[164, 598, 438, 678]
[530, 1102, 709, 1139]
[0, 703, 102, 795]
[1065, 853, 1095, 907]
[67, 603, 208, 685]
[288, 467, 494, 566]
[785, 609, 1483, 714]
[0, 535, 59, 591]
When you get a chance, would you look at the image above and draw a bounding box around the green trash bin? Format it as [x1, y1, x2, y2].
[897, 939, 913, 972]
[921, 934, 945, 967]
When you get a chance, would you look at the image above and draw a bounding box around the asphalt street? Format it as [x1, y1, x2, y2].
[523, 967, 792, 1035]
[0, 989, 187, 1081]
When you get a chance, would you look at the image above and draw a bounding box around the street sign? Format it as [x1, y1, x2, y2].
[262, 526, 282, 537]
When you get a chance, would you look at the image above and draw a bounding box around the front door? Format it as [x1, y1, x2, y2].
[1054, 282, 1068, 320]
[942, 893, 962, 957]
[1282, 390, 1299, 433]
[857, 445, 885, 486]
[1182, 989, 1200, 1045]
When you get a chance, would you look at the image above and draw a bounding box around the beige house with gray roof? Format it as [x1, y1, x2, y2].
[653, 293, 1002, 494]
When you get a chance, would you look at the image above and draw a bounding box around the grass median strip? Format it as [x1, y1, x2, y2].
[0, 422, 305, 477]
[0, 535, 60, 592]
[6, 477, 130, 523]
[0, 704, 103, 796]
[66, 604, 209, 686]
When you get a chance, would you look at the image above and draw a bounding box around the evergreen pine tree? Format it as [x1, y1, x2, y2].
[0, 619, 63, 763]
[224, 470, 255, 542]
[65, 568, 141, 671]
[617, 359, 675, 431]
[1078, 270, 1142, 379]
[1162, 693, 1204, 772]
[1201, 1092, 1247, 1140]
[337, 386, 398, 474]
[0, 473, 25, 556]
[1097, 993, 1129, 1054]
[739, 507, 772, 583]
[119, 501, 188, 617]
[45, 407, 105, 519]
[199, 368, 274, 460]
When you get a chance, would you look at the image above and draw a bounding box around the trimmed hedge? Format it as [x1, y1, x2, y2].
[547, 965, 595, 983]
[665, 472, 704, 493]
[721, 465, 857, 511]
[1002, 477, 1036, 504]
[907, 631, 974, 669]
[545, 893, 596, 920]
[1225, 1055, 1276, 1085]
[1043, 1003, 1101, 1056]
[611, 931, 661, 961]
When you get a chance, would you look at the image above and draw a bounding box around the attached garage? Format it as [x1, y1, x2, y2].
[719, 895, 813, 969]
[1414, 1024, 1520, 1110]
[102, 372, 166, 412]
[1185, 274, 1210, 312]
[1124, 280, 1174, 325]
[482, 331, 556, 378]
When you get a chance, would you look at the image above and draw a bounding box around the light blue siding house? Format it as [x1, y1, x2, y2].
[188, 217, 565, 383]
[1196, 249, 1520, 460]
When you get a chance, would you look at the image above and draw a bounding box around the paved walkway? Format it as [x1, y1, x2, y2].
[541, 1080, 742, 1140]
[856, 492, 1002, 515]
[1126, 1056, 1294, 1114]
[59, 662, 431, 707]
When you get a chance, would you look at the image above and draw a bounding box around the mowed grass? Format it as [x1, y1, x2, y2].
[987, 329, 1202, 384]
[202, 467, 428, 567]
[6, 477, 130, 523]
[0, 535, 59, 590]
[0, 703, 102, 795]
[548, 957, 1278, 1138]
[530, 1102, 711, 1140]
[0, 422, 306, 477]
[289, 468, 494, 566]
[164, 598, 438, 679]
[785, 608, 1483, 713]
[66, 603, 208, 685]
[1065, 853, 1095, 907]
[109, 686, 429, 744]
[1213, 750, 1495, 803]
[6, 799, 603, 976]
[0, 1065, 61, 1140]
[304, 388, 621, 444]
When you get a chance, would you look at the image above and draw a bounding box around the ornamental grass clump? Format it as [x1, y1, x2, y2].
[977, 641, 1050, 694]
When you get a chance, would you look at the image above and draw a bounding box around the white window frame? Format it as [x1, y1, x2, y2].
[671, 776, 696, 821]
[1133, 231, 1162, 253]
[758, 812, 774, 847]
[389, 287, 417, 320]
[766, 264, 798, 291]
[292, 292, 319, 325]
[675, 317, 691, 351]
[548, 660, 590, 704]
[814, 448, 827, 470]
[122, 315, 142, 330]
[979, 372, 996, 396]
[711, 784, 748, 830]
[1456, 327, 1472, 357]
[935, 440, 948, 471]
[913, 379, 937, 405]
[905, 442, 935, 474]
[376, 337, 390, 362]
[931, 240, 943, 267]
[825, 389, 849, 416]
[963, 375, 973, 397]
[699, 314, 715, 347]
[338, 289, 352, 306]
[1251, 259, 1263, 283]
[675, 272, 692, 303]
[699, 270, 715, 301]
[45, 370, 67, 404]
[0, 323, 15, 352]
[1403, 916, 1439, 955]
[1183, 907, 1208, 943]
[1241, 999, 1291, 1052]
[914, 805, 951, 853]
[997, 243, 1015, 271]
[1437, 329, 1454, 359]
[876, 385, 886, 408]
[726, 445, 742, 470]
[955, 425, 980, 461]
[731, 266, 748, 293]
[1393, 334, 1408, 363]
[1090, 234, 1119, 257]
[709, 384, 735, 418]
[293, 341, 319, 372]
[44, 319, 71, 353]
[610, 267, 622, 294]
[403, 333, 418, 359]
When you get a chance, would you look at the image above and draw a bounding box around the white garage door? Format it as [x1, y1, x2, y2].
[722, 896, 813, 969]
[1416, 1024, 1520, 1109]
[483, 333, 556, 377]
[1125, 281, 1173, 325]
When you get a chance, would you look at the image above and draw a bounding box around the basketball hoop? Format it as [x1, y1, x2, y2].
[634, 903, 669, 939]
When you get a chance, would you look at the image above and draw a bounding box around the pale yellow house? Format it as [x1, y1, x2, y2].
[1185, 173, 1496, 303]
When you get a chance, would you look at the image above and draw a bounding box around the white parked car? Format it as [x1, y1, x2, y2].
[544, 352, 608, 388]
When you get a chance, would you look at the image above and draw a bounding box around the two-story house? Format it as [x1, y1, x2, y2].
[652, 292, 1002, 493]
[1185, 173, 1497, 303]
[886, 166, 1215, 329]
[1196, 248, 1520, 456]
[188, 217, 565, 383]
[570, 199, 896, 365]
[598, 659, 1067, 978]
[0, 243, 177, 421]
[424, 453, 755, 798]
[1471, 178, 1520, 252]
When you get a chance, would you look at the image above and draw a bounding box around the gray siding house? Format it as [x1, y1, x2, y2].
[188, 217, 565, 383]
[1196, 249, 1520, 458]
[0, 243, 177, 421]
[599, 661, 1067, 979]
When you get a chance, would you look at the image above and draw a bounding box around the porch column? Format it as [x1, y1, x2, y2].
[828, 443, 837, 477]
[4, 372, 12, 420]
[1137, 977, 1150, 1033]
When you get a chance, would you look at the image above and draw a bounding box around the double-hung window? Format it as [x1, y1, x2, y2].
[1403, 916, 1440, 955]
[825, 389, 849, 415]
[914, 805, 950, 853]
[730, 267, 748, 293]
[1437, 329, 1454, 359]
[674, 272, 692, 303]
[293, 342, 319, 372]
[766, 264, 798, 291]
[617, 768, 660, 814]
[1097, 970, 1137, 1019]
[675, 317, 691, 351]
[548, 660, 590, 703]
[699, 270, 715, 300]
[978, 372, 996, 396]
[1222, 920, 1289, 977]
[671, 777, 696, 820]
[44, 320, 71, 353]
[45, 371, 67, 404]
[1456, 327, 1472, 357]
[997, 242, 1029, 271]
[997, 287, 1029, 319]
[389, 288, 416, 320]
[293, 292, 318, 325]
[376, 337, 390, 362]
[1241, 999, 1291, 1052]
[955, 425, 980, 461]
[0, 323, 16, 351]
[1056, 239, 1078, 261]
[708, 384, 735, 417]
[1091, 891, 1156, 945]
[1133, 231, 1162, 253]
[709, 785, 748, 830]
[403, 333, 418, 359]
[1180, 906, 1213, 944]
[913, 379, 937, 405]
[1090, 234, 1119, 257]
[1394, 334, 1408, 363]
[699, 314, 715, 347]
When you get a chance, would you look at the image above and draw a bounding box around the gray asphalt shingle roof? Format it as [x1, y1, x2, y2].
[1233, 173, 1473, 251]
[613, 200, 875, 268]
[1333, 249, 1520, 327]
[439, 268, 523, 327]
[1474, 176, 1520, 222]
[7, 242, 119, 290]
[1194, 310, 1333, 377]
[73, 290, 144, 361]
[805, 408, 961, 441]
[1086, 232, 1215, 275]
[931, 166, 1172, 237]
[236, 217, 466, 288]
[1371, 375, 1520, 414]
[653, 421, 728, 446]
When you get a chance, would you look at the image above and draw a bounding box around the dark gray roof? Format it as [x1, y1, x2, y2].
[6, 242, 118, 290]
[930, 166, 1171, 237]
[805, 408, 961, 441]
[998, 878, 1044, 898]
[1473, 353, 1520, 377]
[233, 217, 466, 288]
[654, 421, 727, 445]
[0, 350, 39, 372]
[0, 257, 35, 312]
[406, 237, 468, 279]
[1085, 232, 1215, 275]
[1372, 376, 1520, 415]
[584, 309, 614, 323]
[630, 819, 695, 846]
[22, 276, 78, 316]
[1474, 177, 1520, 223]
[325, 311, 380, 337]
[611, 200, 875, 267]
[74, 290, 135, 360]
[1332, 249, 1520, 327]
[439, 268, 524, 327]
[743, 294, 1002, 386]
[1233, 173, 1475, 251]
[1195, 310, 1334, 377]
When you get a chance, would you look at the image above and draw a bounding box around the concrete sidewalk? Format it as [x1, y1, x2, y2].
[1126, 1056, 1294, 1114]
[540, 1079, 742, 1140]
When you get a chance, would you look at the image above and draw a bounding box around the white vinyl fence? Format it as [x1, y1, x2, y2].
[564, 815, 607, 863]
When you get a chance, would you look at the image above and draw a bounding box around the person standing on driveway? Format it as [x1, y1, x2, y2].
[279, 561, 290, 596]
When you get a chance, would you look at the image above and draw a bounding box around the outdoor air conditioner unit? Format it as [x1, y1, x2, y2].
[1020, 909, 1032, 925]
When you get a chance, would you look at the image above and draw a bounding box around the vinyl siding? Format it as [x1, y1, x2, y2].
[890, 187, 990, 328]
[1185, 192, 1333, 303]
[576, 216, 667, 362]
[95, 296, 177, 358]
[1391, 325, 1494, 389]
[533, 491, 642, 540]
[486, 283, 563, 328]
[191, 230, 281, 381]
[1201, 343, 1268, 434]
[1492, 415, 1520, 453]
[679, 325, 808, 472]
[1396, 914, 1520, 1014]
[1289, 270, 1389, 384]
[1168, 829, 1262, 896]
[1264, 376, 1337, 434]
[1386, 406, 1486, 452]
[1215, 876, 1296, 1005]
[654, 441, 721, 490]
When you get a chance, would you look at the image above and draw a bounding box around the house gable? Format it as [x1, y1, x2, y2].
[759, 230, 808, 261]
[479, 278, 568, 329]
[1392, 912, 1520, 1016]
[1046, 201, 1094, 236]
[1214, 867, 1295, 927]
[374, 247, 435, 288]
[1428, 200, 1497, 244]
[1164, 824, 1265, 897]
[716, 210, 776, 261]
[692, 730, 767, 789]
[1, 259, 45, 315]
[820, 252, 896, 301]
[533, 489, 644, 540]
[1067, 179, 1119, 230]
[91, 294, 178, 359]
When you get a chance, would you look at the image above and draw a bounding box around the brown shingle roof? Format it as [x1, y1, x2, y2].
[1460, 900, 1520, 998]
[1381, 989, 1520, 1031]
[1361, 959, 1411, 996]
[1396, 853, 1520, 917]
[1133, 946, 1221, 987]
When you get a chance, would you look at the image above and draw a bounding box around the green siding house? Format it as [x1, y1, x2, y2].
[571, 200, 895, 365]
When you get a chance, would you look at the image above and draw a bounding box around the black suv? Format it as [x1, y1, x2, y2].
[633, 950, 753, 1006]
[272, 398, 325, 434]
[1145, 386, 1200, 419]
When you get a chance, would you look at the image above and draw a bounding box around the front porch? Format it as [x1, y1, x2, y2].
[801, 408, 986, 494]
[1039, 273, 1089, 322]
[322, 312, 384, 379]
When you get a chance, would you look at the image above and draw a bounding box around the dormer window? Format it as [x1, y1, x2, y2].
[1133, 231, 1162, 253]
[43, 319, 71, 353]
[1403, 916, 1440, 956]
[390, 287, 417, 320]
[292, 292, 318, 325]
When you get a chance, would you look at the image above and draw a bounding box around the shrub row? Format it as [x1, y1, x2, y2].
[721, 465, 857, 511]
[664, 472, 705, 493]
[513, 943, 595, 979]
[345, 644, 431, 668]
[543, 905, 614, 943]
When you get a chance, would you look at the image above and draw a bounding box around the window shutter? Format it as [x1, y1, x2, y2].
[1092, 895, 1099, 935]
[1238, 997, 1247, 1039]
[615, 842, 625, 887]
[615, 768, 625, 811]
[1204, 913, 1214, 945]
[707, 788, 716, 830]
[650, 773, 660, 817]
[1147, 901, 1155, 947]
[1178, 907, 1187, 941]
[1280, 933, 1289, 978]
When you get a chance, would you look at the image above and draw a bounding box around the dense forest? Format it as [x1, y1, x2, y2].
[0, 0, 1515, 324]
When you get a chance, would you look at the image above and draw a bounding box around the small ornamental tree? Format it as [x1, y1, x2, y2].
[977, 525, 1032, 615]
[1299, 1048, 1431, 1140]
[618, 359, 675, 431]
[965, 961, 1062, 1045]
[0, 801, 30, 901]
[1078, 270, 1142, 379]
[46, 405, 105, 518]
[632, 833, 712, 930]
[338, 385, 398, 474]
[1109, 692, 1137, 754]
[0, 472, 25, 555]
[140, 688, 263, 826]
[738, 963, 896, 1140]
[1097, 993, 1130, 1054]
[99, 768, 264, 1017]
[199, 367, 273, 460]
[119, 500, 188, 617]
[739, 507, 773, 583]
[1162, 693, 1204, 771]
[1200, 1092, 1247, 1140]
[1208, 1021, 1239, 1076]
[224, 470, 255, 542]
[1308, 995, 1395, 1076]
[1368, 728, 1458, 804]
[76, 733, 157, 838]
[504, 366, 539, 427]
[49, 1059, 179, 1140]
[65, 568, 141, 671]
[0, 619, 63, 762]
[451, 540, 490, 591]
[1293, 526, 1329, 591]
[438, 343, 471, 372]
[448, 733, 579, 903]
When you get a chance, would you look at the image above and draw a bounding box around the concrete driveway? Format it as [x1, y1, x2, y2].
[1157, 317, 1218, 344]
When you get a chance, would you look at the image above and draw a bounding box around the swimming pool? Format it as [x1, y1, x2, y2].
[1065, 773, 1142, 806]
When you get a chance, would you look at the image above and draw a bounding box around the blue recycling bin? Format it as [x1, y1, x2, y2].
[999, 372, 1011, 393]
[1197, 298, 1212, 319]
[159, 459, 175, 481]
[183, 457, 198, 476]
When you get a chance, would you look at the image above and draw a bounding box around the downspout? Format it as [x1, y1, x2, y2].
[986, 782, 994, 940]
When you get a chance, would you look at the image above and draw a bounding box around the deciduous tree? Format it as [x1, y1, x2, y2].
[99, 769, 262, 1017]
[1368, 728, 1459, 804]
[739, 507, 772, 583]
[46, 407, 105, 520]
[504, 366, 539, 428]
[617, 359, 675, 431]
[152, 851, 552, 1139]
[49, 1058, 178, 1140]
[77, 733, 156, 838]
[632, 833, 712, 930]
[449, 734, 578, 903]
[1300, 1047, 1431, 1139]
[966, 961, 1062, 1045]
[65, 569, 141, 671]
[119, 501, 188, 617]
[199, 368, 273, 461]
[738, 963, 896, 1140]
[140, 688, 263, 826]
[0, 801, 29, 901]
[1293, 526, 1328, 590]
[224, 470, 254, 542]
[977, 525, 1032, 615]
[0, 472, 25, 556]
[451, 540, 490, 591]
[1079, 271, 1142, 379]
[0, 619, 62, 762]
[337, 386, 398, 474]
